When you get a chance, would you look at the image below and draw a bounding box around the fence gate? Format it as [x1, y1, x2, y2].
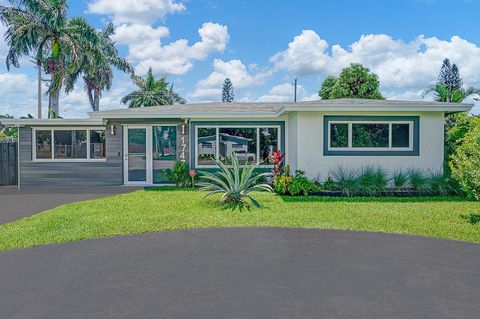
[0, 141, 17, 186]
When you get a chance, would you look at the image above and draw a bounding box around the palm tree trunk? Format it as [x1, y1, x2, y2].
[87, 88, 95, 111]
[37, 60, 42, 119]
[48, 73, 59, 118]
[93, 89, 100, 112]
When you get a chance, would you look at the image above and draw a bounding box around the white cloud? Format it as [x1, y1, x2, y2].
[189, 59, 268, 101]
[256, 82, 307, 102]
[0, 73, 39, 117]
[117, 22, 229, 76]
[87, 0, 185, 25]
[271, 31, 480, 89]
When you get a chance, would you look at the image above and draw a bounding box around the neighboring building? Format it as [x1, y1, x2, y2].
[0, 98, 472, 188]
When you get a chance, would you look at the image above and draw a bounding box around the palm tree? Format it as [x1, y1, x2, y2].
[422, 84, 479, 103]
[64, 23, 134, 112]
[0, 0, 98, 118]
[121, 68, 186, 108]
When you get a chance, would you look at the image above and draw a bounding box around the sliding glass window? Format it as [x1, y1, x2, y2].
[196, 125, 280, 167]
[33, 128, 106, 161]
[325, 116, 418, 156]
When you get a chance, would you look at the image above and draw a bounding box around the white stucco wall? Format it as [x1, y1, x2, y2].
[286, 111, 445, 181]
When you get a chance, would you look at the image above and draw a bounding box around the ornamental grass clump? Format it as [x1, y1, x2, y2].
[407, 168, 430, 193]
[198, 153, 273, 209]
[329, 165, 359, 196]
[357, 166, 388, 196]
[392, 169, 409, 190]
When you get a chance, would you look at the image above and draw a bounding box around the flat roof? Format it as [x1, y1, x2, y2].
[0, 99, 474, 125]
[89, 98, 473, 119]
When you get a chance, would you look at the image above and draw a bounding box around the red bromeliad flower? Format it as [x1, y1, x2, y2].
[268, 150, 285, 177]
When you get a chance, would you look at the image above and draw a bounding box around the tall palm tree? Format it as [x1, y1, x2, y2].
[0, 0, 98, 118]
[122, 68, 186, 108]
[64, 23, 134, 112]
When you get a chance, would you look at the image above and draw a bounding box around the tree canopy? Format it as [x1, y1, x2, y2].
[423, 59, 478, 102]
[318, 63, 384, 100]
[64, 22, 134, 111]
[0, 0, 99, 117]
[122, 68, 186, 108]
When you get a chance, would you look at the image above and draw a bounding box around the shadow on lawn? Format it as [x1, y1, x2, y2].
[144, 186, 196, 192]
[280, 196, 474, 203]
[460, 214, 480, 225]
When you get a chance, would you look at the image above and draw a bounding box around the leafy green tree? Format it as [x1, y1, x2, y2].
[122, 68, 186, 108]
[449, 117, 480, 200]
[321, 64, 384, 100]
[64, 23, 134, 111]
[318, 76, 337, 99]
[222, 78, 234, 102]
[0, 0, 98, 118]
[0, 114, 15, 137]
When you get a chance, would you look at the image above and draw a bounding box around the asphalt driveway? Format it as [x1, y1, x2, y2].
[0, 186, 139, 224]
[0, 228, 479, 319]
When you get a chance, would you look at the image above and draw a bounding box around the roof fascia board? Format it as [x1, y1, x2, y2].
[0, 119, 104, 126]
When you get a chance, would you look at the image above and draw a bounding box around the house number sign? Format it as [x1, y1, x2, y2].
[179, 124, 188, 162]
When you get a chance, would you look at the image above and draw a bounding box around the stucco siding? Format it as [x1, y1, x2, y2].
[286, 112, 298, 171]
[293, 111, 445, 181]
[19, 126, 122, 187]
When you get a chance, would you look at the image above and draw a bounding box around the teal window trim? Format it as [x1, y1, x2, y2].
[190, 121, 286, 169]
[323, 116, 420, 156]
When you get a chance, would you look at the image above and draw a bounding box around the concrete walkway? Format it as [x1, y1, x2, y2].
[0, 228, 479, 319]
[0, 186, 140, 224]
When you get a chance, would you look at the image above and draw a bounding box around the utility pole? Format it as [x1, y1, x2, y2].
[294, 78, 298, 103]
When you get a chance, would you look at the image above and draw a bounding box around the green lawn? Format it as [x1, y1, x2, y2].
[0, 188, 479, 251]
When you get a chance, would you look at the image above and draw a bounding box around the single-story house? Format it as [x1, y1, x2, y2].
[0, 98, 473, 188]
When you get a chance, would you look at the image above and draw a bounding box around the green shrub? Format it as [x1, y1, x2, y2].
[393, 169, 408, 190]
[449, 122, 480, 200]
[288, 170, 317, 196]
[323, 176, 335, 191]
[198, 153, 273, 209]
[329, 166, 359, 196]
[427, 169, 457, 196]
[164, 161, 190, 187]
[273, 170, 316, 196]
[273, 175, 293, 194]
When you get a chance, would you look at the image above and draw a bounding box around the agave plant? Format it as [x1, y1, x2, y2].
[198, 153, 273, 209]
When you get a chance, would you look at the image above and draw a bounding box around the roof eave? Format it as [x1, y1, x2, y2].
[279, 104, 473, 113]
[88, 112, 279, 119]
[0, 119, 105, 126]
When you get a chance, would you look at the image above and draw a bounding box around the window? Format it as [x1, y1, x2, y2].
[33, 128, 106, 161]
[197, 128, 217, 166]
[54, 130, 87, 159]
[352, 123, 389, 148]
[90, 130, 106, 159]
[392, 124, 410, 148]
[260, 128, 279, 162]
[219, 128, 257, 164]
[329, 123, 348, 148]
[195, 125, 281, 167]
[35, 130, 52, 159]
[324, 116, 419, 156]
[152, 125, 176, 183]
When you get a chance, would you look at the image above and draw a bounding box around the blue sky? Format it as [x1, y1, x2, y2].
[1, 0, 480, 117]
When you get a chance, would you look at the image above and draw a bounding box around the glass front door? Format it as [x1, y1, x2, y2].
[125, 127, 148, 183]
[124, 125, 178, 185]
